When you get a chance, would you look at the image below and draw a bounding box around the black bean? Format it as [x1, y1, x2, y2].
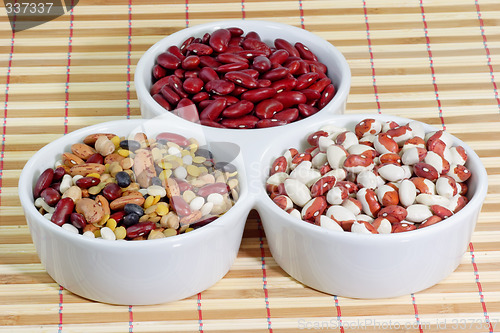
[214, 161, 237, 173]
[195, 147, 214, 159]
[122, 213, 140, 227]
[151, 176, 162, 186]
[119, 139, 141, 152]
[124, 203, 144, 216]
[115, 171, 131, 188]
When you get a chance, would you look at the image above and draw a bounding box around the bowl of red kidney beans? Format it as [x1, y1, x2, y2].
[135, 20, 351, 128]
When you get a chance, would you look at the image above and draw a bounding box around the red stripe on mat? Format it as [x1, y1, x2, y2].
[258, 222, 273, 332]
[185, 0, 189, 28]
[0, 5, 16, 208]
[198, 293, 204, 332]
[126, 0, 133, 119]
[411, 293, 424, 333]
[333, 295, 345, 333]
[362, 0, 381, 114]
[419, 0, 446, 130]
[64, 1, 75, 135]
[298, 0, 305, 29]
[469, 243, 494, 332]
[474, 0, 500, 112]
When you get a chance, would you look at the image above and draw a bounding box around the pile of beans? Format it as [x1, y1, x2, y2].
[150, 27, 335, 129]
[266, 118, 471, 234]
[33, 132, 239, 240]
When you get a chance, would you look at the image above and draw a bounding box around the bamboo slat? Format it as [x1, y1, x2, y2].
[1, 0, 500, 331]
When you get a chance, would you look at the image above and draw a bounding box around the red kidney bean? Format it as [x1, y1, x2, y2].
[192, 91, 209, 103]
[239, 68, 259, 79]
[241, 38, 271, 56]
[224, 71, 258, 89]
[167, 45, 185, 61]
[227, 27, 244, 37]
[202, 32, 211, 44]
[102, 183, 122, 201]
[295, 60, 310, 75]
[308, 77, 331, 93]
[174, 68, 185, 78]
[168, 76, 188, 98]
[231, 86, 248, 96]
[153, 93, 172, 111]
[180, 36, 195, 54]
[257, 79, 272, 88]
[298, 104, 319, 117]
[209, 28, 231, 53]
[285, 60, 300, 75]
[175, 98, 200, 122]
[256, 119, 288, 128]
[270, 77, 298, 92]
[150, 76, 171, 95]
[274, 38, 300, 57]
[221, 115, 259, 129]
[295, 42, 318, 61]
[70, 212, 87, 229]
[156, 52, 181, 70]
[205, 79, 235, 95]
[269, 49, 289, 65]
[185, 68, 200, 77]
[183, 77, 204, 94]
[199, 98, 227, 121]
[40, 187, 61, 206]
[199, 67, 219, 82]
[241, 87, 277, 103]
[34, 168, 54, 198]
[306, 60, 327, 73]
[273, 107, 299, 122]
[181, 55, 200, 70]
[198, 100, 213, 110]
[236, 49, 268, 59]
[318, 83, 335, 108]
[199, 56, 221, 70]
[274, 91, 307, 108]
[309, 63, 327, 79]
[217, 62, 249, 73]
[53, 166, 66, 181]
[300, 88, 322, 101]
[214, 95, 239, 105]
[160, 85, 181, 105]
[76, 176, 100, 189]
[216, 53, 249, 64]
[86, 153, 104, 164]
[170, 196, 192, 216]
[200, 119, 226, 128]
[186, 43, 213, 56]
[156, 132, 190, 146]
[197, 182, 229, 197]
[261, 67, 289, 81]
[110, 210, 126, 224]
[50, 182, 61, 193]
[126, 221, 156, 239]
[255, 99, 284, 119]
[226, 45, 243, 53]
[245, 31, 261, 40]
[152, 64, 167, 80]
[295, 72, 319, 90]
[51, 198, 75, 226]
[252, 56, 272, 73]
[222, 100, 254, 118]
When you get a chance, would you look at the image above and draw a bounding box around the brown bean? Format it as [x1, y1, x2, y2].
[51, 198, 75, 226]
[255, 99, 284, 119]
[221, 100, 254, 118]
[156, 52, 181, 70]
[34, 168, 54, 198]
[69, 163, 106, 177]
[209, 28, 231, 53]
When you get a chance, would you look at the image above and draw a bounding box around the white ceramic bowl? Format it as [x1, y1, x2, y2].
[18, 118, 253, 305]
[254, 114, 488, 299]
[135, 19, 351, 126]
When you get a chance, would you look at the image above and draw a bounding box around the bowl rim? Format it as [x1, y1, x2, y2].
[134, 19, 351, 132]
[256, 113, 489, 243]
[18, 118, 252, 249]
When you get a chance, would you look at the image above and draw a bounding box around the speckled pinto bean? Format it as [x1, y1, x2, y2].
[266, 118, 472, 234]
[33, 131, 240, 240]
[149, 27, 336, 128]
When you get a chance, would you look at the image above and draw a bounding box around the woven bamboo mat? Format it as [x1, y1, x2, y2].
[1, 0, 500, 332]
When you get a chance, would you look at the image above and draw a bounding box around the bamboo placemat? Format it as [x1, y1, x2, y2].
[1, 0, 500, 332]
